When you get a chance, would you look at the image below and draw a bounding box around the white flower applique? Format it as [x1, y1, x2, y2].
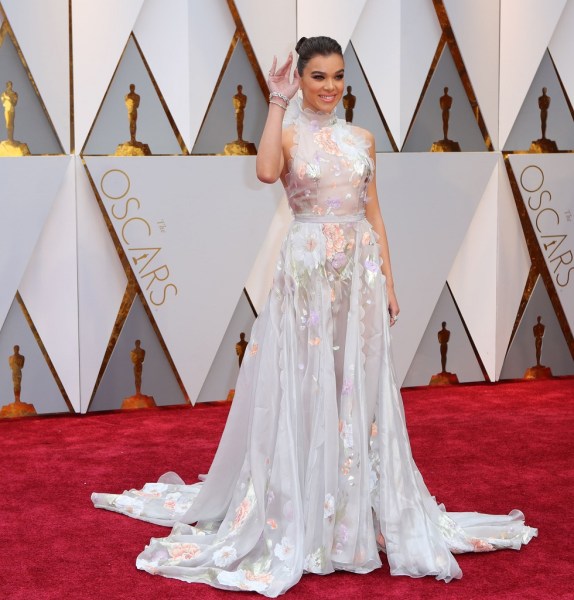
[274, 537, 295, 562]
[213, 545, 238, 567]
[217, 569, 273, 592]
[323, 493, 335, 519]
[304, 548, 324, 573]
[291, 225, 326, 272]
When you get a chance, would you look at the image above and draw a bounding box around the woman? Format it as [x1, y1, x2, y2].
[92, 36, 536, 597]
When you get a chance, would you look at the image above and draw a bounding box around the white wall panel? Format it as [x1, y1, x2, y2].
[443, 0, 500, 149]
[135, 0, 235, 151]
[379, 152, 498, 385]
[296, 0, 367, 52]
[76, 158, 127, 412]
[85, 156, 282, 404]
[19, 157, 79, 411]
[448, 159, 498, 380]
[2, 0, 70, 152]
[509, 153, 574, 336]
[0, 158, 69, 330]
[499, 0, 567, 148]
[399, 0, 442, 148]
[353, 0, 401, 147]
[236, 0, 296, 72]
[548, 0, 574, 105]
[495, 158, 531, 379]
[133, 0, 190, 151]
[72, 0, 144, 151]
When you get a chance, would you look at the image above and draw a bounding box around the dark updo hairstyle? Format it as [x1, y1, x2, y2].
[295, 36, 343, 75]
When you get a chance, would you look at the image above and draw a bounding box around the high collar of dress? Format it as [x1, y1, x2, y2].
[287, 96, 338, 130]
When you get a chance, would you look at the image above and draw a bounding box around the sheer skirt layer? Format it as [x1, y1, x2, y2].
[92, 219, 537, 597]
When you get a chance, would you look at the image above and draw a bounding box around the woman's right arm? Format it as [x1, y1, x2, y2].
[256, 53, 300, 184]
[256, 104, 288, 183]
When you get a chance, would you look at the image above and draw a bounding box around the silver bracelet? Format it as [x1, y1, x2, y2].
[269, 91, 290, 106]
[269, 99, 287, 110]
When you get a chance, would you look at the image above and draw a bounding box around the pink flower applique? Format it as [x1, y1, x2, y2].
[470, 538, 495, 552]
[231, 497, 252, 530]
[322, 223, 346, 259]
[168, 543, 201, 561]
[314, 128, 343, 156]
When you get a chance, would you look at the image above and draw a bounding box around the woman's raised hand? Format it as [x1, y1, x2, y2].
[268, 53, 300, 100]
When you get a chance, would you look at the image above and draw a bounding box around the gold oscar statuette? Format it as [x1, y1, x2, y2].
[121, 339, 157, 409]
[0, 345, 37, 418]
[227, 332, 249, 402]
[115, 84, 152, 156]
[429, 322, 459, 385]
[0, 81, 31, 156]
[223, 85, 257, 155]
[343, 86, 356, 123]
[430, 87, 461, 152]
[524, 316, 553, 379]
[529, 88, 559, 153]
[235, 332, 248, 368]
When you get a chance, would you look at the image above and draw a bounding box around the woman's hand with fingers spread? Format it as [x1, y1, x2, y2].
[268, 52, 300, 101]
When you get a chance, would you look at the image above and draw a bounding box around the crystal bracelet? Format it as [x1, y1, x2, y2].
[269, 91, 290, 106]
[269, 100, 287, 110]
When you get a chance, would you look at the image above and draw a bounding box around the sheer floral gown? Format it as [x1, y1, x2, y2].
[92, 106, 536, 597]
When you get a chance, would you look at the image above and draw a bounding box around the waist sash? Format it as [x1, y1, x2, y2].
[293, 212, 366, 224]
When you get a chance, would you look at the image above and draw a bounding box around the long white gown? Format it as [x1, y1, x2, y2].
[92, 103, 537, 597]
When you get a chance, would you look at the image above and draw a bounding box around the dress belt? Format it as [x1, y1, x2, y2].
[294, 213, 366, 223]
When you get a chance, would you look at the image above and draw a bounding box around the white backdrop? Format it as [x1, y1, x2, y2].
[0, 0, 573, 414]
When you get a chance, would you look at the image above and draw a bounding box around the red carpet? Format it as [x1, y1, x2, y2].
[2, 379, 572, 599]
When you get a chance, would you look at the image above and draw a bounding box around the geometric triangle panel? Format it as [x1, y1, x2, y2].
[84, 155, 282, 403]
[342, 42, 394, 152]
[403, 283, 485, 387]
[71, 0, 145, 152]
[378, 152, 498, 385]
[0, 156, 70, 332]
[197, 289, 256, 403]
[402, 43, 488, 152]
[235, 0, 296, 76]
[442, 0, 500, 149]
[18, 157, 79, 411]
[0, 296, 71, 415]
[192, 36, 267, 155]
[504, 50, 574, 152]
[498, 0, 568, 149]
[447, 159, 498, 381]
[0, 23, 62, 153]
[500, 276, 574, 379]
[2, 0, 70, 152]
[508, 153, 574, 338]
[83, 35, 184, 155]
[88, 293, 187, 412]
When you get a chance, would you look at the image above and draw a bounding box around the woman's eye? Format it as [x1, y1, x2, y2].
[335, 75, 344, 80]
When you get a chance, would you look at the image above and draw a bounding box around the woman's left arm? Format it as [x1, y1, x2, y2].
[363, 131, 400, 324]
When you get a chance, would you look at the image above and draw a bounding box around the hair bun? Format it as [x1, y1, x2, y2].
[295, 37, 307, 53]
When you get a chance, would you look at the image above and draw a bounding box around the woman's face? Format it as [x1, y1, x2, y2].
[299, 53, 345, 112]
